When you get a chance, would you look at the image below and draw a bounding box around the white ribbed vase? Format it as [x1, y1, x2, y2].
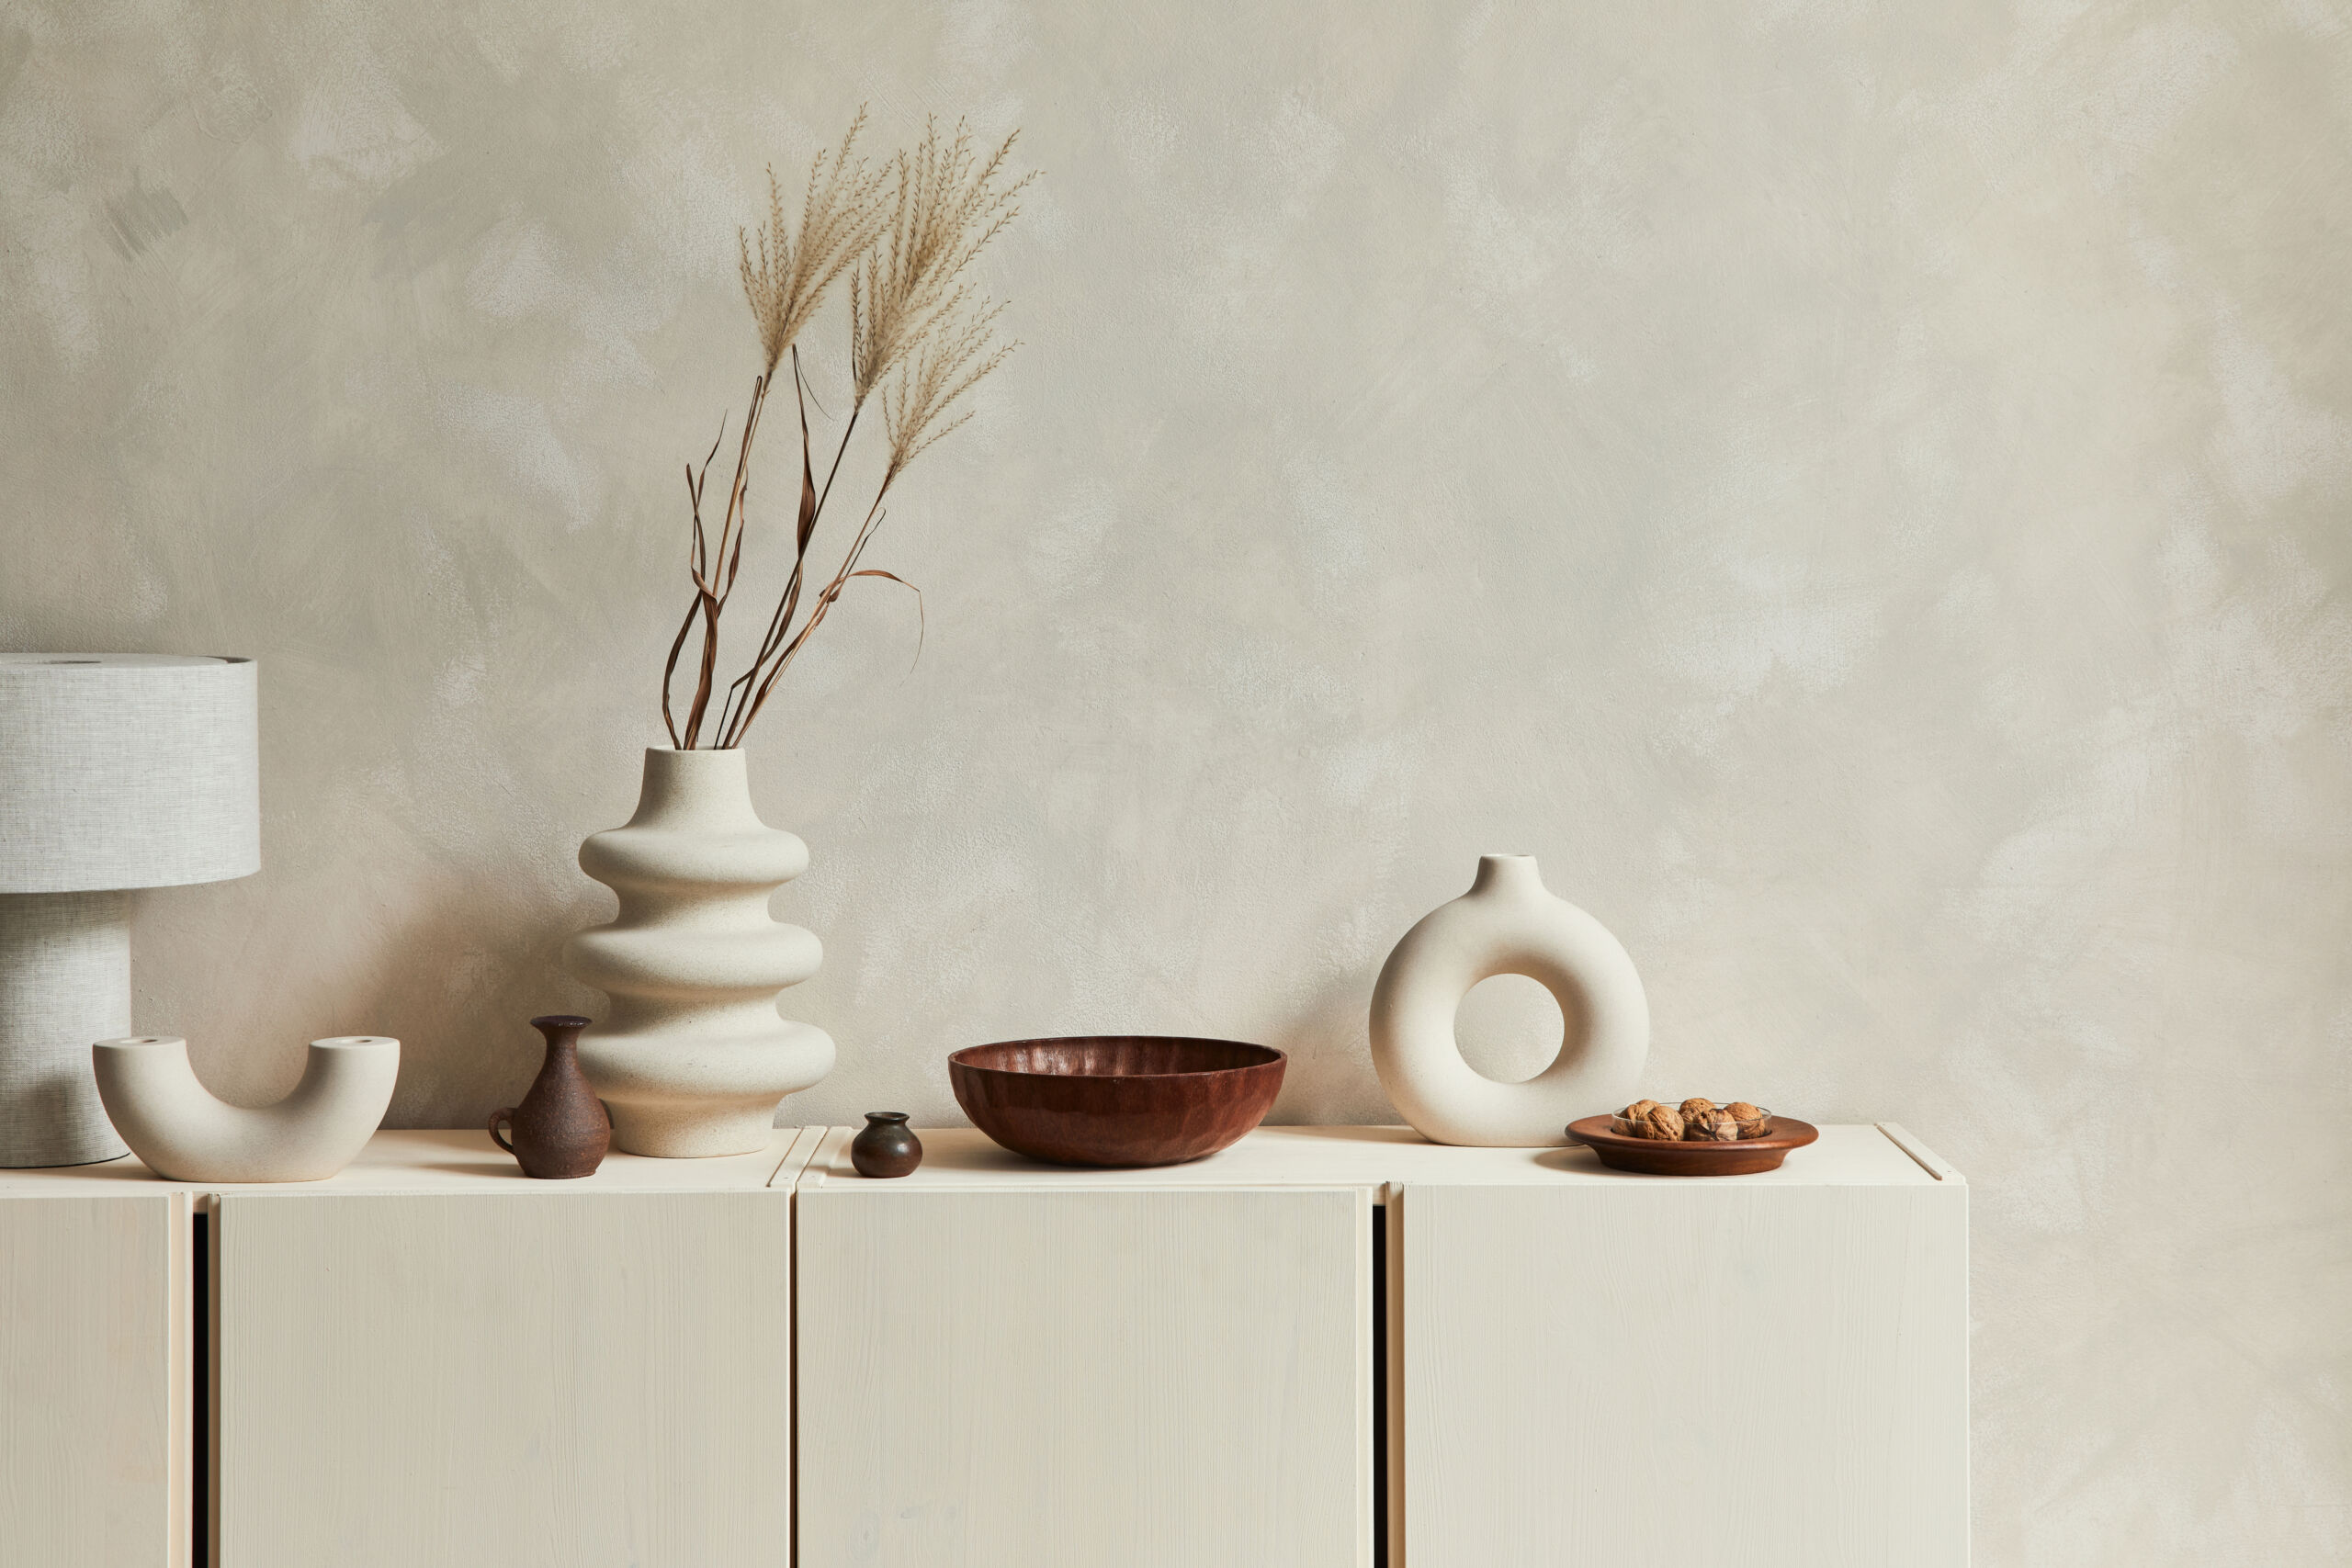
[562, 749, 835, 1156]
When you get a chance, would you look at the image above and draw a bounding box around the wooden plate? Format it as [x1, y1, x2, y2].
[1565, 1115, 1819, 1176]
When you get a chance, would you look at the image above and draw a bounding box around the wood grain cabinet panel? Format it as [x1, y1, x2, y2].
[213, 1189, 794, 1568]
[0, 1192, 190, 1568]
[1401, 1175, 1967, 1567]
[0, 1125, 1963, 1568]
[796, 1184, 1374, 1568]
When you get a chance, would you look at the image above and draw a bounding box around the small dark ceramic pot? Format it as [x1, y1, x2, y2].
[850, 1111, 922, 1178]
[489, 1015, 612, 1179]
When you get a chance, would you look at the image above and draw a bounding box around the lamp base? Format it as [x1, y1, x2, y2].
[0, 891, 131, 1167]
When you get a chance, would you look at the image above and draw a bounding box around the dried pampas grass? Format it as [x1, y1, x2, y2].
[658, 111, 1034, 750]
[741, 109, 888, 378]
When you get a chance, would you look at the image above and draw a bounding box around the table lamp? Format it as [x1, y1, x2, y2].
[0, 654, 258, 1167]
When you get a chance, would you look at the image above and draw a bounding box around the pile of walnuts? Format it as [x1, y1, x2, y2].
[1611, 1097, 1772, 1142]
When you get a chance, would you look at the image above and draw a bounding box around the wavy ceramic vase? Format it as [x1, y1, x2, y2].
[1369, 854, 1648, 1146]
[91, 1034, 399, 1181]
[563, 748, 835, 1157]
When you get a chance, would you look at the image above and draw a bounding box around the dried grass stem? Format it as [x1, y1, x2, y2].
[660, 112, 1030, 750]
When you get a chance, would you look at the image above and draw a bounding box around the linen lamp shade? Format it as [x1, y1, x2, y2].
[0, 654, 259, 1166]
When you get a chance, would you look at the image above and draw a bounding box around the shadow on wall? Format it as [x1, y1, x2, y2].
[350, 896, 613, 1129]
[146, 868, 1407, 1134]
[1265, 962, 1396, 1126]
[139, 885, 616, 1132]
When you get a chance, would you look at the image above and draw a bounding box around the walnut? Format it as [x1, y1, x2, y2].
[1687, 1109, 1742, 1142]
[1611, 1100, 1659, 1135]
[1724, 1100, 1769, 1137]
[1639, 1105, 1685, 1141]
[1679, 1097, 1716, 1123]
[1724, 1100, 1763, 1122]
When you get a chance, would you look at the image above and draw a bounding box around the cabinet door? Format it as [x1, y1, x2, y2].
[1402, 1183, 1967, 1568]
[214, 1190, 792, 1568]
[0, 1192, 190, 1568]
[797, 1185, 1373, 1568]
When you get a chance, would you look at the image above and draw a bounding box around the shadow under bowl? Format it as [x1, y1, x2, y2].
[948, 1036, 1287, 1168]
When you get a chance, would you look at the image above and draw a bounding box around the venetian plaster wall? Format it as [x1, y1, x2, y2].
[1, 0, 2346, 1558]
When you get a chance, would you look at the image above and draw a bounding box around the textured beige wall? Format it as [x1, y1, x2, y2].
[1, 0, 2346, 1557]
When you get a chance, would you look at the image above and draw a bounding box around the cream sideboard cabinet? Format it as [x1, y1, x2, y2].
[794, 1131, 1381, 1568]
[0, 1122, 1962, 1567]
[1393, 1124, 1969, 1568]
[0, 1127, 821, 1568]
[210, 1129, 818, 1568]
[795, 1125, 1966, 1568]
[0, 1185, 192, 1568]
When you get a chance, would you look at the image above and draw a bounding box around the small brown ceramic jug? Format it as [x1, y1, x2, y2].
[489, 1015, 611, 1179]
[850, 1111, 922, 1178]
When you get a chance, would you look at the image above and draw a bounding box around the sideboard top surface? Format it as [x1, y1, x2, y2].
[0, 1122, 1957, 1198]
[0, 1125, 823, 1198]
[802, 1122, 1959, 1192]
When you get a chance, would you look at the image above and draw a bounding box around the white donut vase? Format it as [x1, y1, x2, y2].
[92, 1034, 399, 1181]
[1369, 855, 1648, 1146]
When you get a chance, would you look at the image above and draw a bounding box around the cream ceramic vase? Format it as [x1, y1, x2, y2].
[1369, 854, 1649, 1146]
[562, 748, 835, 1156]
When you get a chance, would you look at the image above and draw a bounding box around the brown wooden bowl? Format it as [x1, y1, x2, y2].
[1566, 1114, 1819, 1176]
[949, 1037, 1287, 1168]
